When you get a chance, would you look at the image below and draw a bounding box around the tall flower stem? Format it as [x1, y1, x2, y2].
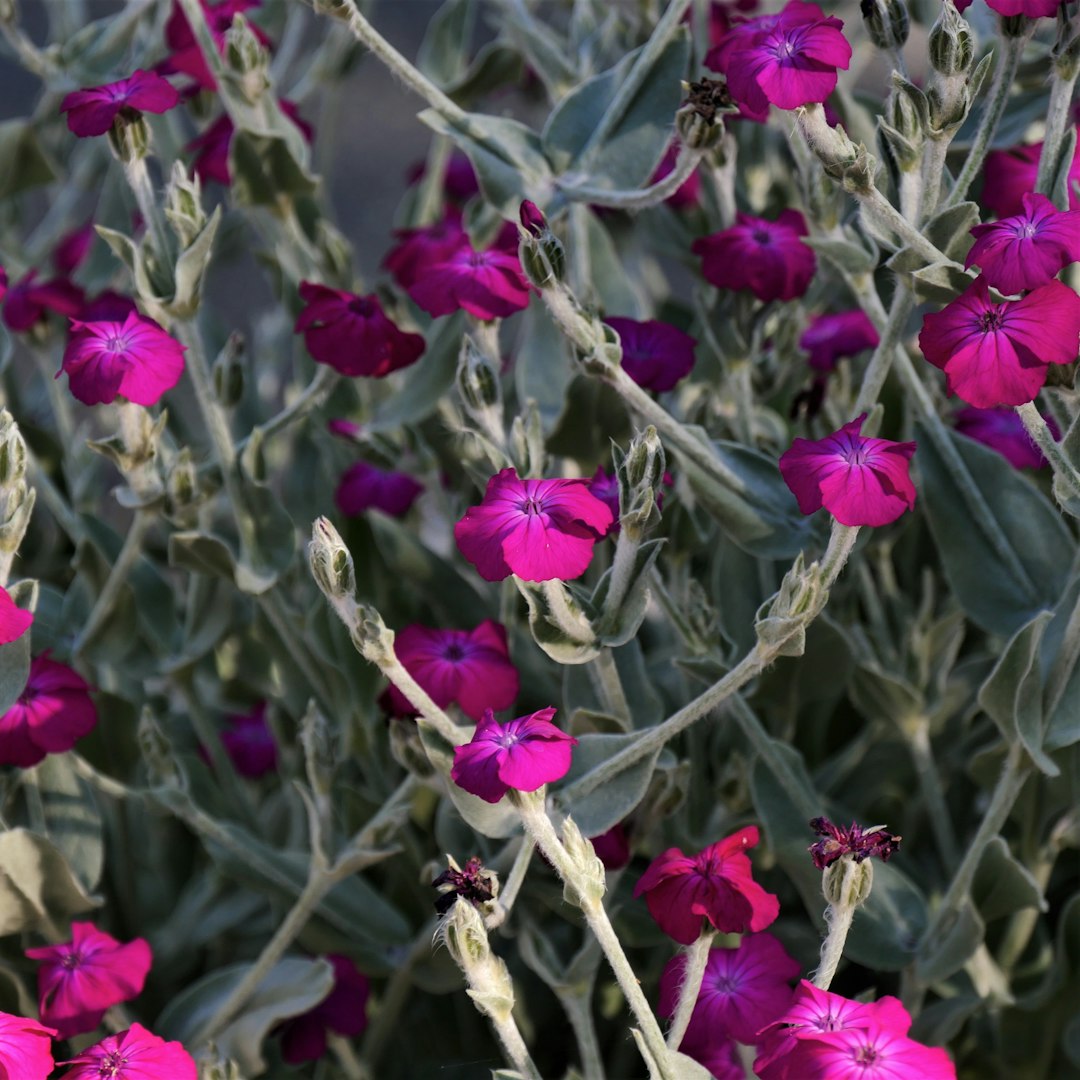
[857, 185, 964, 268]
[588, 648, 631, 726]
[563, 989, 606, 1080]
[852, 285, 914, 415]
[665, 928, 715, 1050]
[488, 836, 536, 928]
[1036, 60, 1080, 194]
[905, 717, 960, 867]
[541, 579, 597, 645]
[1016, 401, 1080, 502]
[813, 860, 863, 990]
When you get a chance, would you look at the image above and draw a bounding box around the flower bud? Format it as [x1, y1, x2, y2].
[198, 1051, 243, 1080]
[617, 426, 665, 539]
[755, 553, 823, 656]
[457, 335, 502, 416]
[439, 897, 516, 1023]
[308, 516, 357, 602]
[165, 161, 207, 249]
[862, 0, 909, 51]
[929, 2, 974, 77]
[560, 817, 607, 908]
[888, 77, 926, 146]
[0, 411, 26, 491]
[519, 200, 546, 238]
[165, 448, 200, 524]
[224, 15, 269, 103]
[509, 398, 546, 478]
[107, 111, 151, 164]
[517, 200, 565, 288]
[212, 332, 245, 407]
[822, 856, 875, 909]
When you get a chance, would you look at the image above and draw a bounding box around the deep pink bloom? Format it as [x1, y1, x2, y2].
[0, 655, 97, 768]
[454, 468, 614, 582]
[388, 620, 519, 722]
[26, 922, 152, 1038]
[54, 222, 96, 276]
[3, 270, 85, 332]
[779, 414, 916, 527]
[163, 0, 268, 90]
[0, 586, 32, 645]
[0, 1011, 55, 1080]
[605, 317, 697, 392]
[694, 211, 815, 302]
[954, 406, 1054, 470]
[651, 141, 701, 208]
[327, 418, 364, 441]
[800, 310, 879, 372]
[61, 312, 186, 406]
[189, 101, 312, 186]
[591, 823, 632, 870]
[79, 290, 139, 323]
[985, 0, 1058, 15]
[966, 193, 1080, 294]
[406, 152, 480, 206]
[279, 955, 369, 1064]
[384, 215, 468, 291]
[660, 933, 800, 1046]
[0, 265, 7, 304]
[773, 1023, 957, 1079]
[919, 277, 1080, 407]
[60, 1024, 196, 1080]
[296, 282, 425, 377]
[808, 817, 900, 870]
[334, 461, 423, 518]
[984, 136, 1080, 218]
[60, 70, 180, 137]
[451, 706, 577, 803]
[587, 467, 621, 532]
[220, 701, 277, 778]
[634, 827, 780, 944]
[678, 1028, 745, 1080]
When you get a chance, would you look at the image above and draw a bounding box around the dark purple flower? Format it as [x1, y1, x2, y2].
[3, 271, 85, 332]
[54, 222, 96, 276]
[384, 215, 468, 291]
[800, 311, 879, 372]
[591, 823, 632, 870]
[587, 467, 621, 532]
[954, 406, 1056, 470]
[605, 316, 697, 392]
[808, 817, 901, 871]
[433, 856, 498, 915]
[519, 199, 548, 238]
[60, 70, 180, 137]
[78, 291, 139, 323]
[334, 461, 423, 518]
[406, 152, 480, 205]
[219, 702, 277, 778]
[278, 956, 369, 1064]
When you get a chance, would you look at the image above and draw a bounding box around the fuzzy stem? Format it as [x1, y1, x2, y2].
[124, 156, 174, 270]
[541, 578, 597, 645]
[489, 1012, 543, 1080]
[563, 989, 606, 1080]
[587, 648, 631, 726]
[857, 185, 963, 267]
[1036, 61, 1080, 194]
[906, 718, 960, 867]
[813, 873, 859, 990]
[359, 641, 462, 745]
[852, 284, 914, 414]
[666, 928, 715, 1050]
[237, 365, 338, 453]
[919, 135, 951, 223]
[560, 146, 706, 210]
[1016, 401, 1080, 501]
[602, 527, 640, 624]
[487, 836, 535, 929]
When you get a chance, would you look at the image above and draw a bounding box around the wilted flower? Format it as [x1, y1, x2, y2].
[388, 620, 519, 722]
[60, 70, 180, 137]
[634, 826, 780, 944]
[26, 922, 152, 1038]
[779, 414, 917, 527]
[59, 1024, 196, 1079]
[455, 467, 613, 582]
[451, 706, 577, 803]
[919, 277, 1080, 408]
[0, 585, 32, 644]
[808, 817, 901, 870]
[335, 461, 423, 518]
[954, 406, 1054, 470]
[278, 956, 369, 1064]
[219, 701, 277, 778]
[0, 1011, 54, 1080]
[984, 136, 1080, 218]
[433, 855, 498, 914]
[0, 654, 97, 768]
[605, 316, 698, 392]
[694, 211, 816, 302]
[800, 310, 879, 372]
[3, 270, 85, 333]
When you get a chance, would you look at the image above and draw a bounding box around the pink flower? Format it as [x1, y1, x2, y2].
[773, 1023, 957, 1079]
[59, 1023, 196, 1080]
[984, 136, 1080, 218]
[0, 586, 32, 645]
[800, 311, 879, 372]
[388, 620, 519, 722]
[454, 467, 614, 582]
[966, 193, 1080, 294]
[0, 1011, 55, 1080]
[591, 822, 632, 870]
[954, 406, 1054, 470]
[189, 101, 312, 186]
[779, 414, 916, 527]
[407, 152, 480, 206]
[163, 0, 269, 91]
[335, 461, 423, 518]
[808, 817, 900, 870]
[26, 922, 152, 1038]
[0, 265, 7, 304]
[634, 827, 780, 944]
[296, 282, 425, 377]
[694, 211, 815, 302]
[605, 317, 697, 392]
[384, 214, 467, 291]
[220, 701, 277, 777]
[451, 706, 578, 803]
[660, 933, 800, 1046]
[60, 70, 180, 137]
[678, 1029, 745, 1079]
[54, 222, 96, 276]
[79, 291, 139, 323]
[0, 655, 97, 768]
[3, 270, 85, 332]
[919, 277, 1080, 408]
[985, 0, 1058, 15]
[650, 142, 701, 208]
[61, 312, 187, 406]
[279, 955, 369, 1063]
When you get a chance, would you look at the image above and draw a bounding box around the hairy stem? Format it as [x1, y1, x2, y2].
[666, 928, 715, 1050]
[1016, 401, 1080, 502]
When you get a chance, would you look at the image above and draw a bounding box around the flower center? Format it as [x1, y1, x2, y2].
[348, 297, 375, 318]
[1017, 221, 1039, 239]
[752, 228, 773, 245]
[979, 311, 1005, 332]
[519, 495, 545, 516]
[772, 35, 797, 58]
[839, 442, 870, 467]
[104, 334, 130, 353]
[60, 951, 82, 971]
[496, 731, 520, 749]
[854, 1045, 879, 1066]
[97, 1052, 127, 1078]
[444, 643, 466, 661]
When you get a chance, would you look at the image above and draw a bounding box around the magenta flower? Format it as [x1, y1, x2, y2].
[278, 955, 370, 1064]
[0, 265, 7, 304]
[809, 817, 900, 870]
[384, 214, 467, 291]
[634, 827, 780, 945]
[220, 701, 277, 778]
[591, 822, 632, 870]
[800, 310, 879, 372]
[451, 706, 578, 803]
[984, 136, 1080, 218]
[651, 141, 701, 208]
[954, 406, 1054, 470]
[0, 586, 32, 645]
[60, 1024, 196, 1080]
[965, 193, 1080, 295]
[0, 655, 97, 768]
[60, 69, 180, 137]
[605, 317, 698, 392]
[296, 282, 425, 378]
[694, 211, 816, 302]
[61, 312, 187, 406]
[79, 290, 139, 323]
[919, 277, 1080, 408]
[0, 1011, 55, 1080]
[773, 1023, 957, 1079]
[163, 0, 269, 91]
[985, 0, 1058, 15]
[677, 1029, 745, 1080]
[388, 620, 519, 722]
[335, 461, 423, 518]
[26, 922, 152, 1038]
[454, 467, 614, 582]
[189, 101, 312, 186]
[3, 270, 85, 332]
[779, 414, 916, 527]
[54, 222, 96, 277]
[660, 933, 800, 1046]
[587, 467, 621, 532]
[407, 152, 480, 206]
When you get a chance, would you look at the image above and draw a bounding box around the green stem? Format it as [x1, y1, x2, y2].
[124, 156, 174, 270]
[857, 185, 962, 267]
[489, 837, 535, 928]
[666, 928, 715, 1050]
[560, 146, 706, 210]
[587, 648, 631, 727]
[237, 366, 338, 453]
[1036, 61, 1080, 194]
[906, 717, 960, 867]
[919, 136, 950, 222]
[852, 285, 914, 414]
[489, 1012, 543, 1080]
[563, 989, 606, 1080]
[541, 578, 596, 645]
[1016, 401, 1080, 502]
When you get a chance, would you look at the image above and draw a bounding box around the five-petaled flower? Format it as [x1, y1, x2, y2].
[60, 70, 180, 138]
[59, 1023, 196, 1079]
[451, 706, 578, 803]
[808, 817, 901, 871]
[335, 460, 424, 518]
[605, 316, 698, 392]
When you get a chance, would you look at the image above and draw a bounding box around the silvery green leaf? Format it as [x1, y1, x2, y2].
[0, 828, 100, 935]
[915, 899, 985, 983]
[973, 836, 1047, 922]
[172, 205, 222, 317]
[923, 201, 979, 261]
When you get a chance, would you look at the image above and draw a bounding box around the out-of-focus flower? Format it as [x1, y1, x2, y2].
[984, 135, 1080, 218]
[919, 277, 1080, 407]
[451, 706, 577, 803]
[388, 621, 519, 722]
[54, 222, 97, 276]
[634, 827, 780, 944]
[605, 316, 698, 392]
[454, 468, 614, 582]
[590, 822, 632, 870]
[3, 271, 85, 333]
[808, 817, 900, 870]
[78, 291, 139, 323]
[188, 100, 312, 186]
[0, 655, 97, 768]
[335, 461, 423, 518]
[60, 70, 180, 137]
[650, 141, 701, 208]
[26, 923, 152, 1038]
[0, 1011, 54, 1080]
[800, 311, 879, 372]
[278, 956, 369, 1064]
[954, 406, 1055, 470]
[0, 586, 32, 645]
[162, 0, 270, 91]
[407, 152, 480, 205]
[59, 1024, 196, 1079]
[220, 701, 277, 778]
[587, 467, 621, 532]
[985, 0, 1058, 15]
[694, 211, 815, 302]
[779, 414, 917, 527]
[384, 214, 467, 291]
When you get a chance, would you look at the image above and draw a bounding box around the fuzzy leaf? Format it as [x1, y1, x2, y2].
[915, 899, 984, 983]
[973, 836, 1047, 922]
[0, 828, 100, 935]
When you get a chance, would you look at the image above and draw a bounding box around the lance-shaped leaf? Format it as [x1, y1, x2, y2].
[0, 828, 100, 935]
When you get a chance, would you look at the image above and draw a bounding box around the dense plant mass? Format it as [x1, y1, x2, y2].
[0, 0, 1078, 1077]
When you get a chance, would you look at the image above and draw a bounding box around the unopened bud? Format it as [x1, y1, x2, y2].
[165, 161, 207, 248]
[212, 332, 245, 407]
[888, 77, 926, 145]
[107, 111, 151, 164]
[197, 1050, 243, 1080]
[929, 1, 974, 76]
[439, 898, 515, 1022]
[560, 817, 607, 908]
[308, 516, 357, 602]
[0, 411, 26, 491]
[519, 200, 546, 238]
[299, 703, 335, 799]
[617, 426, 665, 538]
[165, 448, 199, 523]
[225, 15, 269, 103]
[863, 0, 909, 51]
[517, 200, 565, 288]
[457, 336, 502, 414]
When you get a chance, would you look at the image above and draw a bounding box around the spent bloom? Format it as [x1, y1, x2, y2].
[219, 701, 277, 778]
[0, 1011, 55, 1080]
[279, 955, 370, 1064]
[954, 406, 1054, 470]
[451, 706, 578, 803]
[919, 277, 1080, 408]
[296, 282, 425, 378]
[808, 817, 901, 870]
[694, 211, 816, 302]
[388, 620, 520, 722]
[60, 70, 180, 137]
[965, 193, 1080, 295]
[26, 922, 152, 1038]
[61, 312, 187, 407]
[433, 855, 498, 915]
[605, 316, 698, 392]
[0, 654, 98, 768]
[59, 1024, 196, 1080]
[335, 461, 423, 518]
[984, 136, 1080, 218]
[779, 414, 917, 527]
[454, 467, 614, 582]
[3, 270, 85, 333]
[800, 310, 879, 372]
[0, 585, 32, 644]
[634, 826, 780, 944]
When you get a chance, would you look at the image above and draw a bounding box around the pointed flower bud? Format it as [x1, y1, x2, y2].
[224, 15, 270, 103]
[519, 200, 546, 238]
[929, 1, 974, 77]
[439, 897, 516, 1023]
[212, 331, 245, 407]
[308, 516, 356, 602]
[164, 161, 207, 249]
[862, 0, 910, 50]
[516, 200, 565, 288]
[560, 817, 607, 908]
